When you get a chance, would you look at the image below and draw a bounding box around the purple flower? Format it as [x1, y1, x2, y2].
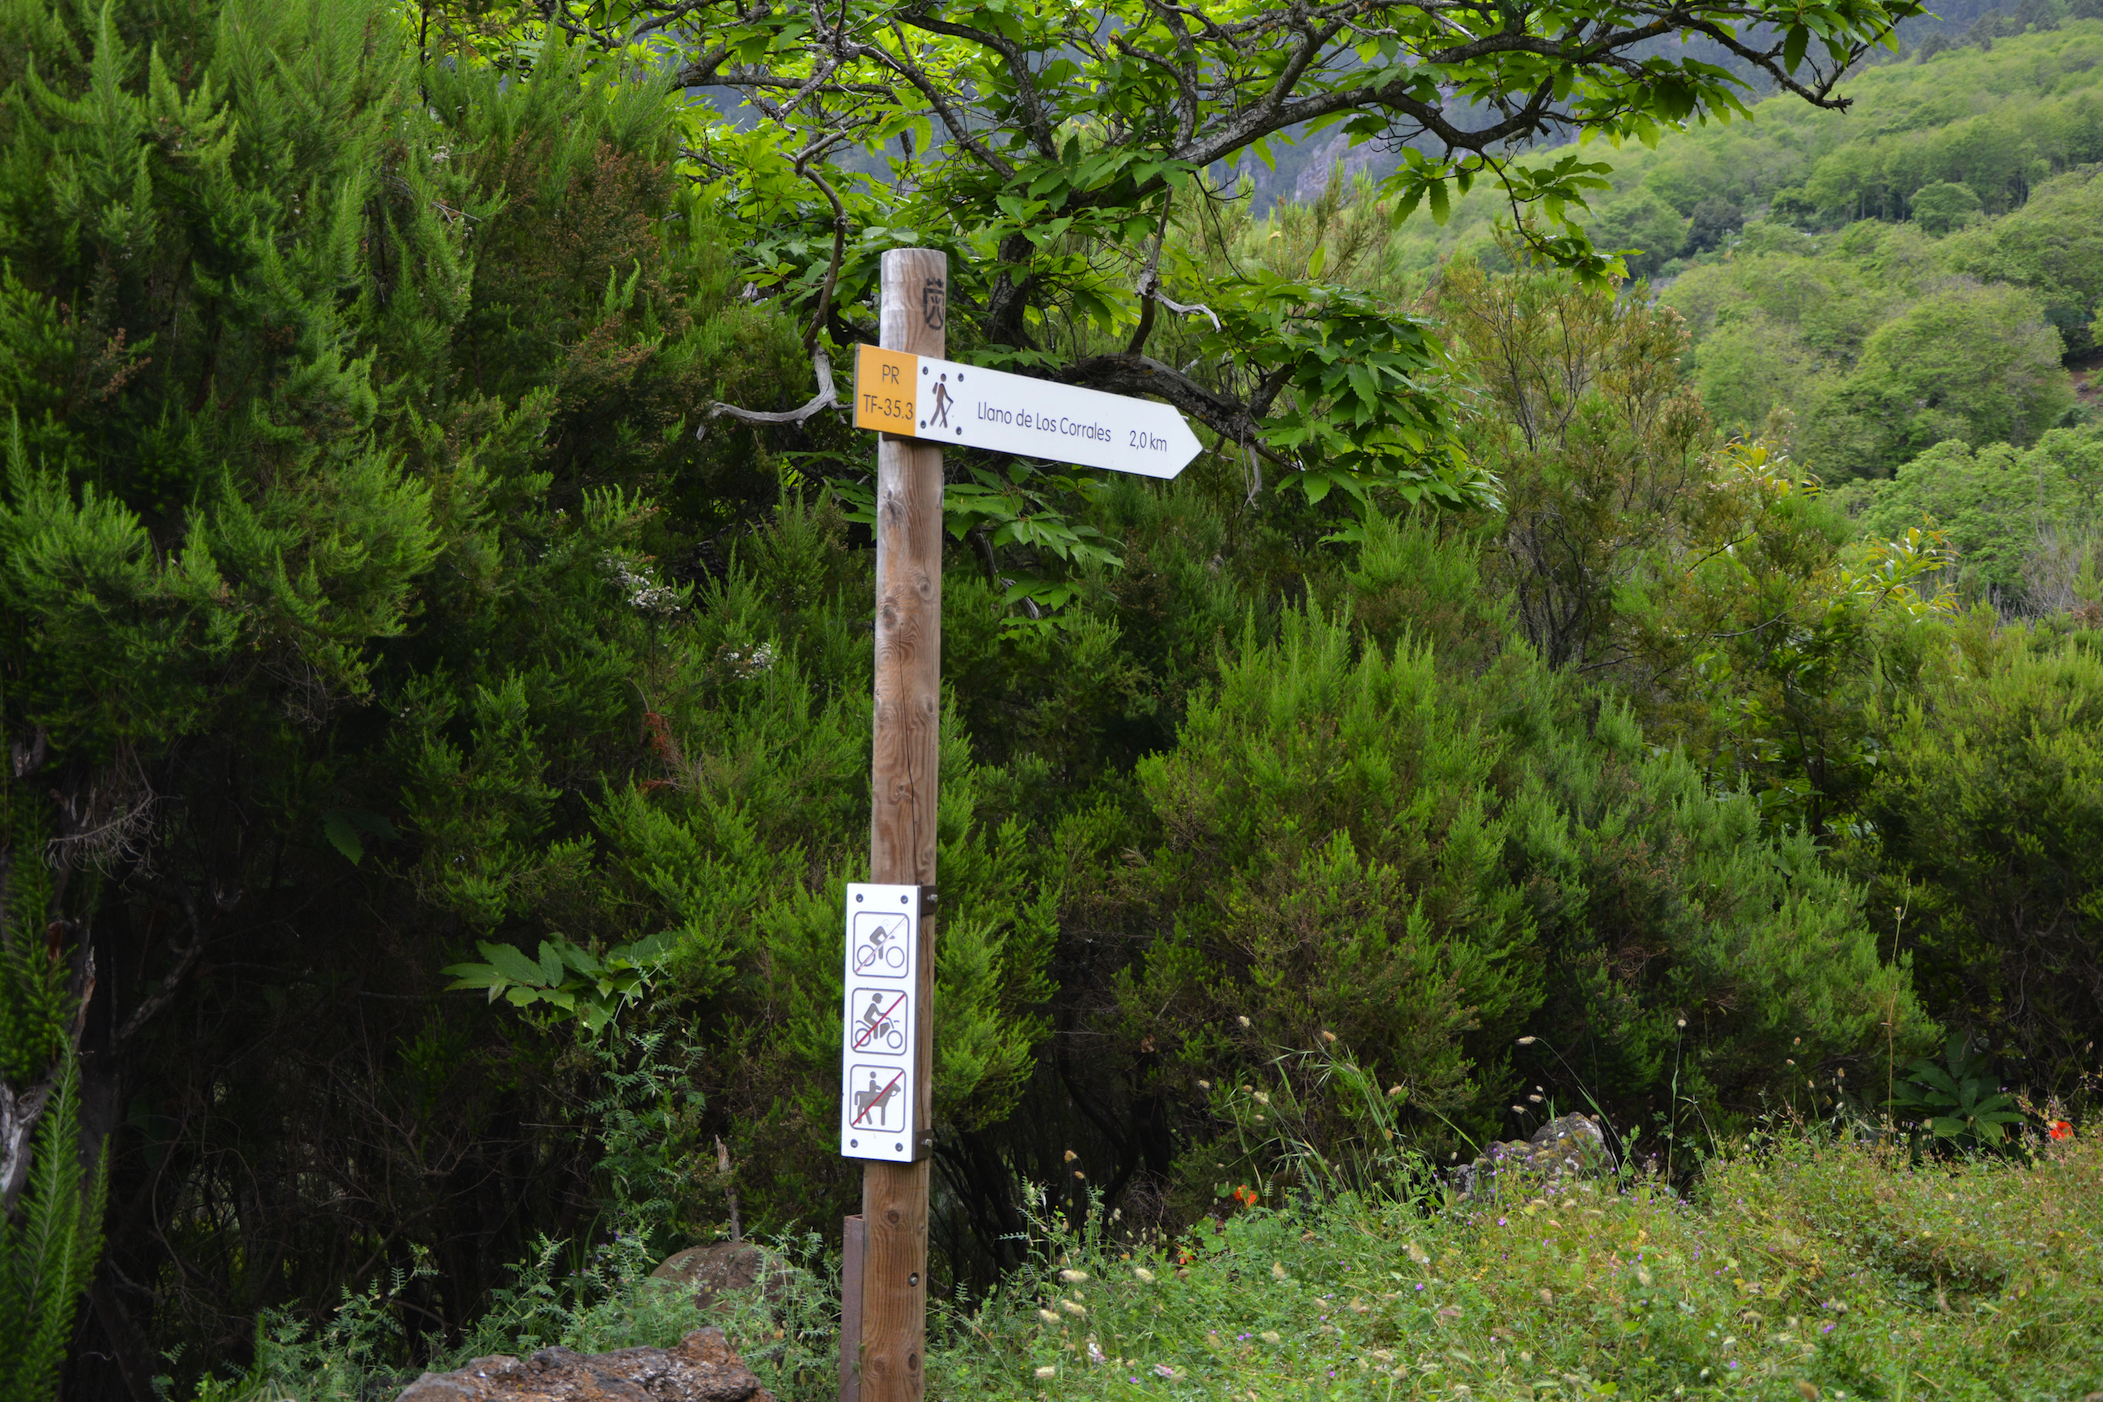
[1415, 1284, 1425, 1291]
[1822, 1323, 1835, 1334]
[1498, 1217, 1508, 1226]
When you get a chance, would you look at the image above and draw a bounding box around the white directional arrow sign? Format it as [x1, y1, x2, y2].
[854, 344, 1202, 478]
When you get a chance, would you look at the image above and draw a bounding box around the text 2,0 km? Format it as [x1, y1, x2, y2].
[1129, 430, 1167, 452]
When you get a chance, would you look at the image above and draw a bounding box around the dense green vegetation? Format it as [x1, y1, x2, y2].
[0, 0, 2097, 1398]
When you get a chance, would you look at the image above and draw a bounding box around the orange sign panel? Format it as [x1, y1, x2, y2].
[853, 345, 919, 434]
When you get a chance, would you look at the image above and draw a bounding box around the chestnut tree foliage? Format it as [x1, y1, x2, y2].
[551, 0, 1923, 510]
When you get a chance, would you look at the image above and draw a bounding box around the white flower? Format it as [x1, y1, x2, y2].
[1152, 1364, 1180, 1380]
[1034, 1365, 1056, 1379]
[1060, 1300, 1087, 1316]
[1087, 1340, 1107, 1364]
[1058, 1268, 1089, 1283]
[1252, 1091, 1271, 1106]
[1132, 1267, 1157, 1284]
[601, 552, 681, 615]
[1037, 1308, 1061, 1325]
[1237, 1015, 1252, 1028]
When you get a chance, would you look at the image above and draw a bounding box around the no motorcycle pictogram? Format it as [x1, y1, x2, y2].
[851, 988, 908, 1053]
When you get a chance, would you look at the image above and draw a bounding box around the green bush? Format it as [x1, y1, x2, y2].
[1852, 636, 2103, 1094]
[1089, 605, 1923, 1187]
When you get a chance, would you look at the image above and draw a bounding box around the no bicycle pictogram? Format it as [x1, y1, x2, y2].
[852, 911, 909, 975]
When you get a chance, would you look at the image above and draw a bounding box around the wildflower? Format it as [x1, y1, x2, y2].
[1233, 1184, 1259, 1207]
[1406, 1241, 1430, 1265]
[2049, 1119, 2072, 1141]
[1387, 1084, 1405, 1097]
[1320, 1029, 1337, 1043]
[1677, 1018, 1687, 1028]
[1528, 1094, 1543, 1103]
[1511, 1104, 1526, 1114]
[1259, 1331, 1282, 1345]
[1272, 1261, 1289, 1280]
[1253, 1090, 1271, 1105]
[1797, 1383, 1821, 1401]
[1133, 1267, 1156, 1284]
[1637, 1266, 1654, 1287]
[1034, 1366, 1057, 1379]
[1059, 1268, 1089, 1283]
[1037, 1309, 1061, 1325]
[1153, 1364, 1180, 1380]
[1061, 1300, 1088, 1316]
[1088, 1340, 1107, 1364]
[1237, 1015, 1252, 1028]
[1196, 1079, 1212, 1091]
[1063, 1149, 1078, 1163]
[1517, 1036, 1538, 1045]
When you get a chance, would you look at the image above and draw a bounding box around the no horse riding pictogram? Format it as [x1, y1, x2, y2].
[849, 1066, 905, 1130]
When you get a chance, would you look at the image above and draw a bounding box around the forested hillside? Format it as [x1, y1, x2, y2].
[0, 1, 2095, 1399]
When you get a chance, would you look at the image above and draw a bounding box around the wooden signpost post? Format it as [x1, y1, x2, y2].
[838, 248, 1197, 1402]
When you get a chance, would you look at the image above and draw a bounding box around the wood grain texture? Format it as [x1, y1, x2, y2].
[857, 246, 946, 1402]
[838, 1214, 865, 1402]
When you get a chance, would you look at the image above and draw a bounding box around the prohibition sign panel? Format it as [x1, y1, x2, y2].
[840, 883, 920, 1161]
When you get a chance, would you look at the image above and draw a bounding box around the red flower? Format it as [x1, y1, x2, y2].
[2048, 1119, 2072, 1142]
[1231, 1184, 1259, 1207]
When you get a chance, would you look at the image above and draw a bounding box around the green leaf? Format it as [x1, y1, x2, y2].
[321, 812, 363, 865]
[1783, 24, 1809, 74]
[478, 941, 550, 988]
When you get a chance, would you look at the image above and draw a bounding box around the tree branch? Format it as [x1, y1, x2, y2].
[700, 349, 840, 436]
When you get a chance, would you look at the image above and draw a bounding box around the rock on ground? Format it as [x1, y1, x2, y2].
[649, 1243, 788, 1313]
[1455, 1113, 1616, 1197]
[393, 1326, 775, 1402]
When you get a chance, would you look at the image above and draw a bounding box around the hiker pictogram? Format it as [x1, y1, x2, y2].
[852, 988, 908, 1053]
[927, 375, 954, 430]
[849, 1066, 905, 1129]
